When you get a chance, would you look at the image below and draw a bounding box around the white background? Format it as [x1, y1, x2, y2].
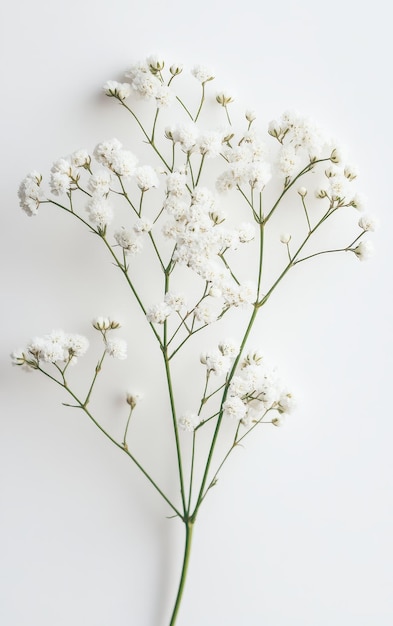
[1, 1, 392, 625]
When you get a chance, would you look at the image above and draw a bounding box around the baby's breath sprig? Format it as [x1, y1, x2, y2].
[14, 53, 377, 626]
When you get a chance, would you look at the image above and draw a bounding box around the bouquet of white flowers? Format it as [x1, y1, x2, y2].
[13, 53, 376, 625]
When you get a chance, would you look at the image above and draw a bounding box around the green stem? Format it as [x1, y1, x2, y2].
[192, 303, 259, 519]
[168, 520, 194, 626]
[194, 83, 205, 122]
[37, 366, 182, 518]
[264, 158, 331, 225]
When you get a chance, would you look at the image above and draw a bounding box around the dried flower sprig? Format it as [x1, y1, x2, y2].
[14, 54, 376, 625]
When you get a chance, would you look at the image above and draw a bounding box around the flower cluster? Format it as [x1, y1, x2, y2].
[224, 351, 295, 426]
[13, 53, 377, 624]
[11, 329, 89, 368]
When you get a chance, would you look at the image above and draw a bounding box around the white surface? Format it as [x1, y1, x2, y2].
[1, 1, 392, 625]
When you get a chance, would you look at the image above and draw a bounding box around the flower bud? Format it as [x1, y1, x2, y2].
[170, 63, 183, 76]
[245, 110, 256, 123]
[216, 92, 234, 106]
[126, 392, 143, 409]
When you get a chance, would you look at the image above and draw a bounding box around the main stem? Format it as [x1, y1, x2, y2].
[168, 520, 194, 626]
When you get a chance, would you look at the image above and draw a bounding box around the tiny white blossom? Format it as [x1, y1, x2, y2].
[94, 138, 123, 167]
[166, 171, 187, 196]
[86, 197, 114, 228]
[155, 85, 174, 108]
[103, 80, 131, 101]
[92, 317, 121, 330]
[65, 334, 89, 358]
[135, 165, 159, 191]
[353, 240, 374, 261]
[105, 338, 127, 359]
[277, 390, 295, 414]
[71, 149, 91, 168]
[223, 396, 247, 421]
[201, 350, 231, 376]
[146, 302, 172, 324]
[18, 171, 44, 216]
[178, 411, 199, 432]
[191, 64, 215, 83]
[50, 172, 71, 196]
[351, 192, 367, 211]
[110, 150, 138, 177]
[198, 130, 224, 158]
[193, 303, 218, 325]
[358, 214, 379, 232]
[218, 338, 239, 358]
[133, 218, 153, 234]
[172, 123, 199, 152]
[126, 392, 143, 408]
[164, 292, 187, 312]
[114, 229, 143, 255]
[88, 169, 112, 195]
[237, 222, 256, 243]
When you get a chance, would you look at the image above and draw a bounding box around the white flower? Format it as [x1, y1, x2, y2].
[353, 240, 374, 261]
[247, 161, 272, 190]
[198, 131, 224, 158]
[18, 171, 43, 216]
[237, 223, 255, 243]
[25, 329, 89, 365]
[193, 303, 218, 325]
[280, 233, 291, 244]
[88, 169, 112, 195]
[133, 218, 153, 234]
[147, 54, 165, 72]
[155, 85, 174, 108]
[272, 415, 285, 427]
[92, 317, 121, 330]
[86, 197, 114, 228]
[50, 172, 71, 195]
[65, 334, 89, 358]
[178, 411, 199, 432]
[218, 338, 239, 358]
[191, 64, 215, 83]
[358, 214, 378, 232]
[172, 123, 199, 152]
[166, 171, 187, 196]
[105, 338, 127, 359]
[278, 145, 298, 177]
[201, 350, 231, 376]
[94, 138, 123, 167]
[223, 396, 247, 421]
[245, 110, 256, 122]
[164, 292, 187, 312]
[135, 165, 159, 191]
[126, 391, 143, 408]
[103, 80, 131, 101]
[170, 63, 183, 76]
[51, 158, 73, 175]
[216, 91, 234, 106]
[110, 150, 138, 177]
[229, 375, 254, 397]
[71, 149, 91, 168]
[350, 192, 367, 211]
[277, 390, 295, 414]
[344, 164, 359, 181]
[146, 302, 172, 324]
[114, 229, 143, 255]
[131, 71, 161, 99]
